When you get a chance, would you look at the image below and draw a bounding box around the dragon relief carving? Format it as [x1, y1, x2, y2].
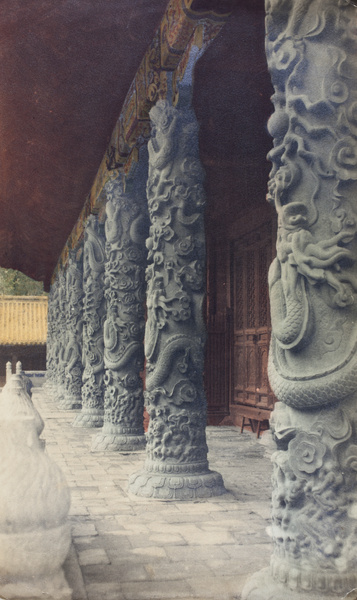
[128, 100, 225, 499]
[59, 252, 84, 410]
[73, 216, 106, 427]
[265, 0, 357, 409]
[265, 401, 357, 596]
[242, 3, 357, 600]
[242, 2, 357, 600]
[91, 177, 148, 452]
[53, 271, 68, 405]
[46, 282, 59, 394]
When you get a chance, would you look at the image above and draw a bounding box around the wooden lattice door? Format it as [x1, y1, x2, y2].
[231, 222, 276, 413]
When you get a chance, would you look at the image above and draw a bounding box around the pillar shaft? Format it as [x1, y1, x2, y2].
[46, 278, 60, 396]
[73, 215, 106, 427]
[91, 176, 148, 451]
[53, 271, 67, 404]
[243, 2, 357, 598]
[45, 283, 56, 393]
[58, 250, 84, 410]
[128, 100, 226, 500]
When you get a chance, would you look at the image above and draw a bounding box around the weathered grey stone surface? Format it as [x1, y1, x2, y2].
[128, 99, 225, 499]
[91, 174, 148, 452]
[53, 270, 68, 405]
[243, 1, 357, 598]
[73, 216, 106, 428]
[45, 279, 59, 396]
[59, 250, 84, 410]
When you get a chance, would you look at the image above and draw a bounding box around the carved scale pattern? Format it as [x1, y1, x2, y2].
[58, 251, 84, 410]
[91, 177, 148, 451]
[73, 216, 106, 427]
[128, 100, 226, 499]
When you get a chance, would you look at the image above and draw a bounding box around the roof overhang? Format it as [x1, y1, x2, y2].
[0, 0, 272, 289]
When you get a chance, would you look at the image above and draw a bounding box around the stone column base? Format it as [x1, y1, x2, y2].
[91, 424, 146, 452]
[242, 567, 357, 600]
[58, 396, 82, 410]
[54, 387, 66, 405]
[72, 408, 104, 428]
[44, 384, 57, 402]
[128, 469, 226, 500]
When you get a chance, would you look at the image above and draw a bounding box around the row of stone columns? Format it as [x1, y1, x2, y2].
[46, 0, 357, 593]
[46, 95, 225, 501]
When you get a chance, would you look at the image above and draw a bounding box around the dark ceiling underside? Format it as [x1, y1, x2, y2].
[0, 1, 272, 288]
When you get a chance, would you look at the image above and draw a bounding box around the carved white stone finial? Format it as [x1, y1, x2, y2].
[15, 361, 22, 375]
[1, 374, 44, 438]
[6, 361, 12, 382]
[0, 389, 72, 599]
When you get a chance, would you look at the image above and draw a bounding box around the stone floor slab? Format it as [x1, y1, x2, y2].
[78, 548, 111, 567]
[29, 389, 273, 600]
[119, 579, 194, 599]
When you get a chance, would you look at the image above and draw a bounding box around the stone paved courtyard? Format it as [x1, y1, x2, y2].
[32, 387, 273, 600]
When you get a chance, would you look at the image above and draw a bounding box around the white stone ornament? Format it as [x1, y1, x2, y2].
[1, 373, 44, 438]
[6, 360, 12, 383]
[0, 386, 72, 599]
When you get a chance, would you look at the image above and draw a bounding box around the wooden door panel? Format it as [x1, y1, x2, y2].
[232, 222, 276, 411]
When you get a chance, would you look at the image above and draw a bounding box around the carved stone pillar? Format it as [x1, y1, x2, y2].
[242, 2, 357, 599]
[46, 278, 61, 398]
[73, 215, 106, 427]
[91, 176, 148, 451]
[128, 100, 226, 499]
[53, 270, 67, 405]
[45, 283, 56, 394]
[58, 250, 84, 410]
[1, 370, 44, 440]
